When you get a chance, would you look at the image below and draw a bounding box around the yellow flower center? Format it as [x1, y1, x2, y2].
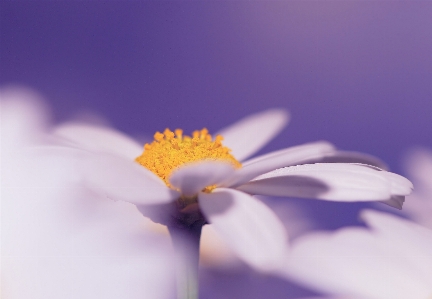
[135, 128, 241, 192]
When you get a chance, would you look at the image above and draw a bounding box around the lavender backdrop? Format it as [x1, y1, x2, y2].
[1, 1, 431, 298]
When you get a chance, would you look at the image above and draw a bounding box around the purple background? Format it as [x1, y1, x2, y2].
[1, 1, 432, 298]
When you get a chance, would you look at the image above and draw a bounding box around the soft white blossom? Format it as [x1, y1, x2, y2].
[1, 87, 175, 299]
[52, 108, 412, 271]
[282, 210, 432, 299]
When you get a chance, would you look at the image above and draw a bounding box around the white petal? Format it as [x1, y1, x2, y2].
[314, 150, 389, 170]
[284, 227, 431, 299]
[224, 141, 336, 188]
[3, 163, 175, 299]
[54, 122, 144, 159]
[5, 144, 108, 193]
[402, 148, 432, 229]
[402, 193, 432, 229]
[3, 136, 176, 299]
[404, 147, 432, 191]
[0, 86, 50, 150]
[169, 161, 236, 197]
[199, 188, 287, 270]
[216, 109, 289, 162]
[82, 153, 179, 205]
[361, 210, 432, 263]
[380, 170, 414, 195]
[237, 163, 412, 202]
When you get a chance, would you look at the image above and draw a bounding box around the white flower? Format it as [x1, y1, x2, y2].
[1, 87, 175, 299]
[281, 210, 432, 299]
[53, 109, 413, 270]
[402, 147, 432, 229]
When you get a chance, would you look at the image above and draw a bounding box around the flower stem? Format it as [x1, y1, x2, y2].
[168, 222, 203, 299]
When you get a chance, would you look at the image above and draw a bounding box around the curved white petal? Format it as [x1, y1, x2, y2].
[199, 188, 287, 270]
[314, 150, 389, 170]
[82, 153, 179, 205]
[1, 86, 50, 151]
[169, 161, 236, 197]
[361, 210, 432, 265]
[402, 147, 432, 229]
[284, 227, 431, 299]
[9, 146, 92, 188]
[283, 210, 432, 299]
[54, 122, 144, 159]
[380, 170, 414, 196]
[2, 152, 175, 299]
[216, 109, 289, 162]
[237, 163, 412, 202]
[224, 141, 336, 188]
[404, 147, 432, 191]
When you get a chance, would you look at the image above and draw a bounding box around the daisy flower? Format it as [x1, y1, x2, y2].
[282, 210, 432, 299]
[53, 109, 412, 266]
[52, 109, 412, 299]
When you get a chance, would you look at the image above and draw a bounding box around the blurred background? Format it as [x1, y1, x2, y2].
[1, 1, 431, 298]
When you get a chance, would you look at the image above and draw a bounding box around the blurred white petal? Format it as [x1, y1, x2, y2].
[404, 147, 432, 192]
[2, 153, 175, 299]
[284, 229, 430, 299]
[238, 163, 412, 202]
[282, 210, 432, 299]
[82, 153, 179, 205]
[403, 193, 432, 229]
[3, 255, 173, 299]
[0, 86, 49, 151]
[224, 141, 336, 188]
[169, 161, 236, 197]
[401, 147, 432, 229]
[360, 210, 432, 262]
[216, 109, 289, 162]
[199, 188, 287, 270]
[54, 122, 144, 159]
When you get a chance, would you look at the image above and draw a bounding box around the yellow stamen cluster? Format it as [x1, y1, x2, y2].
[135, 128, 241, 191]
